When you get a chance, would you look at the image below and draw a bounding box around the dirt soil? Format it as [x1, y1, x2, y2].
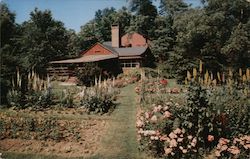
[0, 118, 106, 157]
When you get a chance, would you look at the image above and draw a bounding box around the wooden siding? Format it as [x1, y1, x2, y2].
[81, 43, 114, 56]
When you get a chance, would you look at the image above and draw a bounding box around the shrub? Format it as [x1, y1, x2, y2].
[59, 89, 74, 108]
[81, 95, 115, 114]
[76, 63, 102, 86]
[6, 90, 23, 108]
[209, 87, 250, 139]
[79, 83, 118, 114]
[24, 89, 53, 109]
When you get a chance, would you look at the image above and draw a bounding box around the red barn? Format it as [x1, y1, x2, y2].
[48, 25, 154, 77]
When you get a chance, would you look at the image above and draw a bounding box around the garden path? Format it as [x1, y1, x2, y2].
[97, 84, 142, 159]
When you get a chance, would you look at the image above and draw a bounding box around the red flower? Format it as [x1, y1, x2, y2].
[160, 79, 168, 85]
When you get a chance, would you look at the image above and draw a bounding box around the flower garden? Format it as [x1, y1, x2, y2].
[0, 67, 249, 158]
[136, 67, 250, 159]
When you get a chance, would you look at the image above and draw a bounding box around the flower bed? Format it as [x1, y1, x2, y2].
[136, 83, 250, 158]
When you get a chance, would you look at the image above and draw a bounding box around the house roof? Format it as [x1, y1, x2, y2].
[50, 54, 118, 64]
[50, 41, 148, 64]
[102, 41, 147, 57]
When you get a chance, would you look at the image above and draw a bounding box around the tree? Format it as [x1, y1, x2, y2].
[151, 16, 174, 62]
[0, 3, 18, 104]
[17, 8, 70, 72]
[66, 29, 81, 58]
[127, 0, 157, 38]
[222, 23, 250, 68]
[79, 7, 133, 51]
[128, 0, 157, 17]
[159, 0, 188, 16]
[79, 7, 118, 51]
[113, 7, 133, 35]
[94, 7, 116, 41]
[167, 0, 250, 82]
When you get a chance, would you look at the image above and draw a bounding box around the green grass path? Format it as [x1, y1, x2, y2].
[97, 84, 141, 159]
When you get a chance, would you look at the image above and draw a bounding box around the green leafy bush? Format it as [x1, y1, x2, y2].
[6, 90, 23, 108]
[81, 95, 115, 114]
[209, 87, 250, 139]
[59, 89, 74, 108]
[76, 63, 102, 86]
[24, 89, 53, 109]
[79, 83, 118, 114]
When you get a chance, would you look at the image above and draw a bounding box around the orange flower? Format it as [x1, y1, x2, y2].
[219, 138, 229, 145]
[207, 135, 214, 142]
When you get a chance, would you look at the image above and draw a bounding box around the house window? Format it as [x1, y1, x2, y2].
[95, 50, 101, 53]
[120, 60, 140, 68]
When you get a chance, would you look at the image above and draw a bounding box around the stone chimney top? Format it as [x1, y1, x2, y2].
[111, 24, 120, 48]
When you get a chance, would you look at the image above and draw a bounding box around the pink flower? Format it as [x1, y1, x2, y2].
[164, 147, 172, 155]
[177, 137, 184, 142]
[138, 128, 144, 134]
[173, 128, 182, 134]
[181, 128, 186, 134]
[155, 130, 161, 136]
[157, 105, 163, 111]
[228, 146, 240, 155]
[182, 149, 188, 154]
[169, 132, 178, 139]
[163, 106, 169, 111]
[191, 138, 197, 147]
[153, 106, 159, 113]
[188, 135, 193, 140]
[179, 146, 184, 150]
[143, 130, 156, 136]
[207, 135, 214, 142]
[169, 139, 178, 148]
[241, 135, 250, 141]
[221, 145, 228, 151]
[233, 138, 240, 144]
[164, 111, 171, 118]
[219, 138, 229, 145]
[243, 144, 250, 149]
[215, 150, 221, 157]
[150, 136, 155, 140]
[145, 112, 150, 119]
[160, 135, 170, 141]
[136, 120, 144, 128]
[192, 137, 197, 144]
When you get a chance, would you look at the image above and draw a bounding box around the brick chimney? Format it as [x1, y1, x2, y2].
[111, 24, 120, 48]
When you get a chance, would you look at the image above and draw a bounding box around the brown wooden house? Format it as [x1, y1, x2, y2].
[48, 25, 153, 77]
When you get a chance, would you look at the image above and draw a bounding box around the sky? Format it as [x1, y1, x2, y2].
[2, 0, 202, 32]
